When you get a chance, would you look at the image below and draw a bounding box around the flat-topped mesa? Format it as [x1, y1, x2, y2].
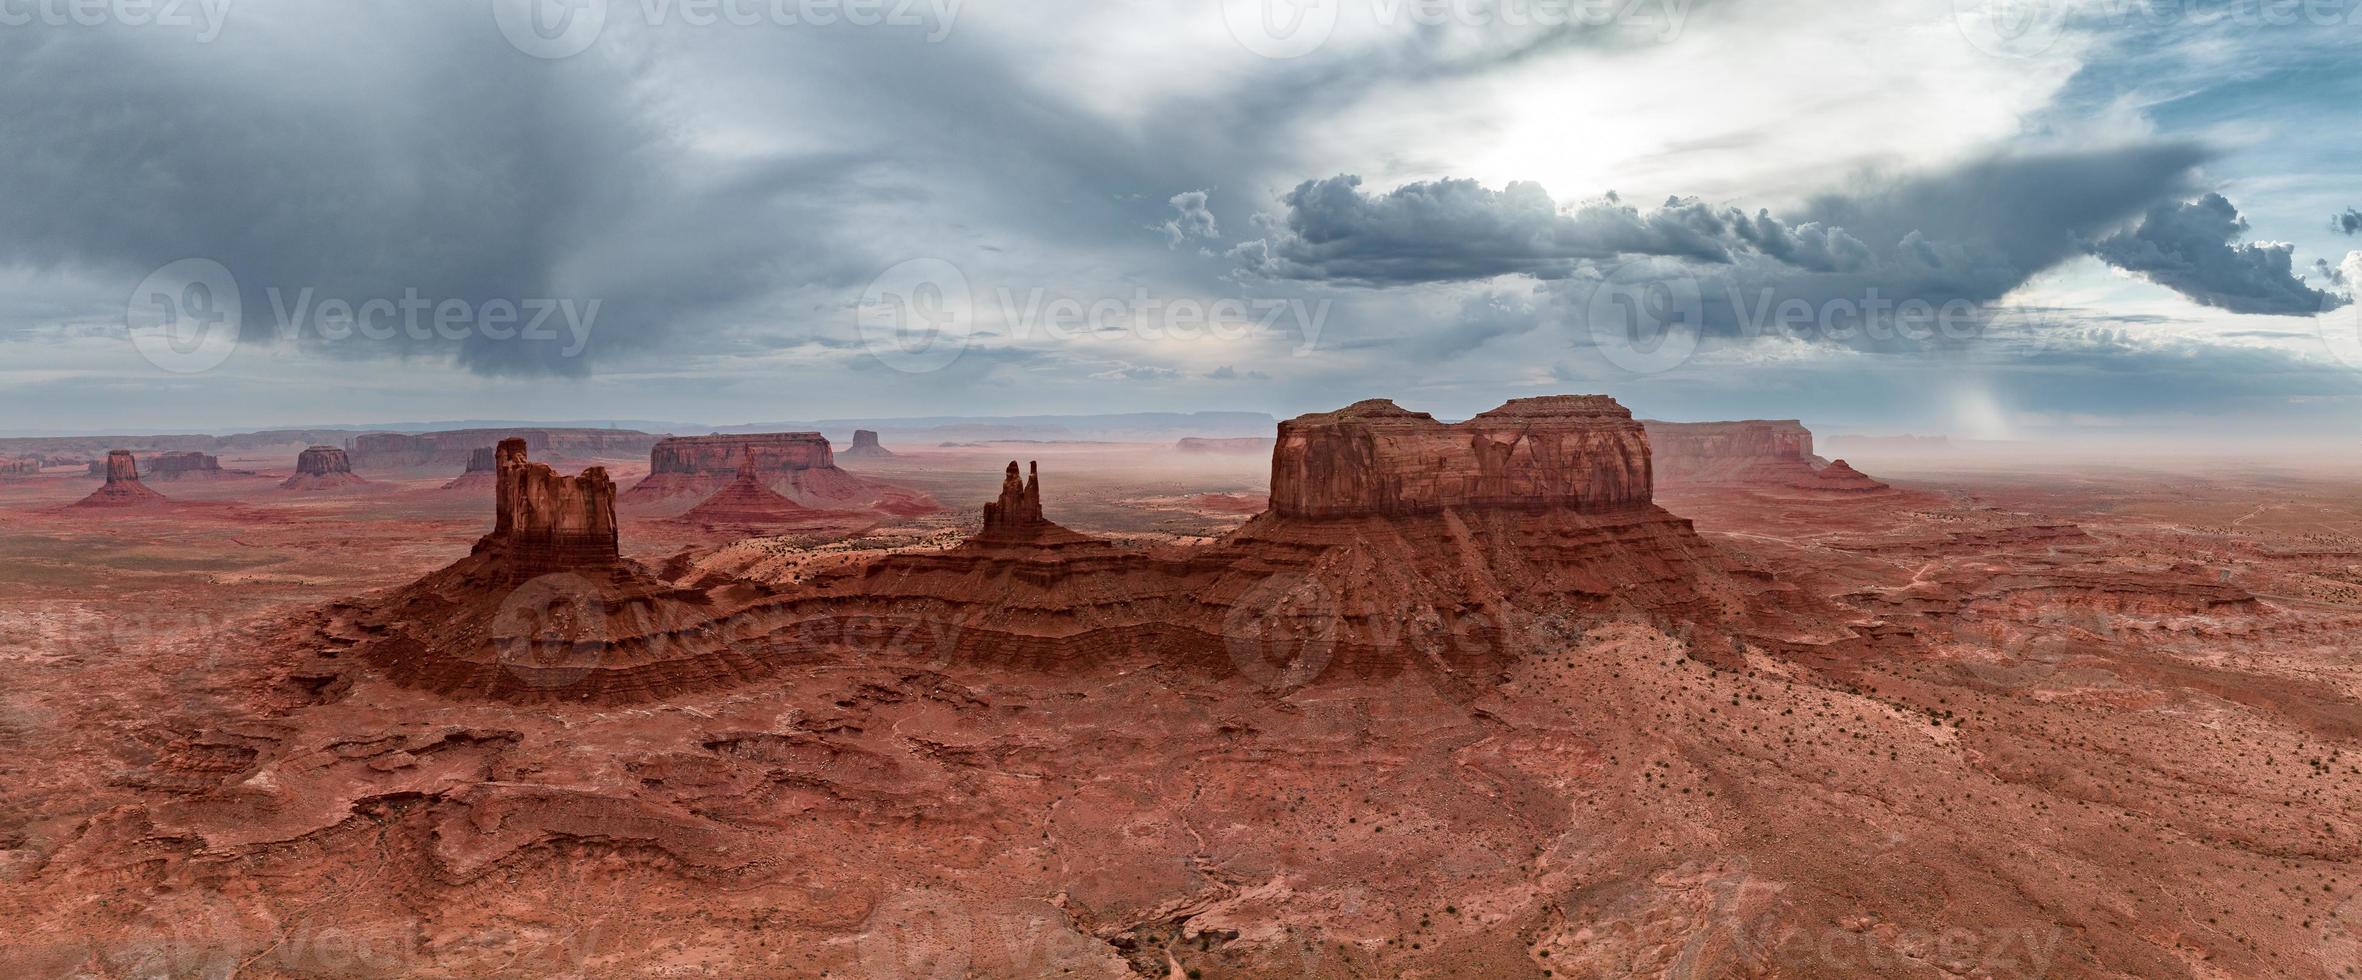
[676, 448, 862, 531]
[841, 429, 893, 459]
[1643, 420, 1889, 492]
[464, 446, 498, 474]
[482, 438, 619, 574]
[1176, 437, 1277, 455]
[150, 451, 222, 480]
[282, 445, 371, 491]
[1269, 395, 1653, 519]
[71, 450, 166, 507]
[294, 446, 353, 476]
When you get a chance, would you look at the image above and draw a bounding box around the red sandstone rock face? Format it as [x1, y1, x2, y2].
[1645, 419, 1889, 492]
[281, 446, 372, 491]
[0, 454, 39, 476]
[69, 450, 165, 508]
[484, 438, 620, 576]
[624, 433, 938, 515]
[1175, 437, 1277, 455]
[840, 429, 893, 459]
[1270, 396, 1652, 519]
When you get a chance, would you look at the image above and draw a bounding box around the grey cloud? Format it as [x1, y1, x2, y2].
[2335, 208, 2362, 235]
[1160, 191, 1219, 247]
[2091, 194, 2344, 315]
[1206, 365, 1271, 381]
[1231, 176, 1742, 283]
[1415, 290, 1545, 360]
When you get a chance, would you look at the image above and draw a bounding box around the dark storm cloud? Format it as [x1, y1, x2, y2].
[2091, 194, 2343, 315]
[1412, 290, 1545, 360]
[0, 8, 892, 375]
[1235, 144, 2347, 343]
[2335, 208, 2362, 235]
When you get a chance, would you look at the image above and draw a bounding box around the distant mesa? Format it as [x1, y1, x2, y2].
[1175, 436, 1277, 455]
[1644, 420, 1890, 494]
[623, 433, 937, 516]
[280, 446, 375, 492]
[839, 429, 894, 459]
[1, 454, 45, 477]
[149, 451, 226, 480]
[441, 446, 500, 492]
[675, 448, 875, 534]
[70, 450, 166, 508]
[346, 427, 662, 471]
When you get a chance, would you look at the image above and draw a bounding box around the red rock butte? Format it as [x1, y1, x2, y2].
[440, 446, 500, 491]
[624, 432, 937, 515]
[485, 438, 620, 576]
[69, 449, 165, 508]
[1272, 396, 1652, 518]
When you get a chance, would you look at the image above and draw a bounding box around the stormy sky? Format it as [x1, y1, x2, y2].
[1, 0, 2358, 440]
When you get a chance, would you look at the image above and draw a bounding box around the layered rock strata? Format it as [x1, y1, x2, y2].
[1272, 397, 1652, 517]
[70, 450, 166, 507]
[623, 433, 937, 515]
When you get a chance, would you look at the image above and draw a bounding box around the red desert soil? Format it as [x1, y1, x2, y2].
[0, 402, 2358, 978]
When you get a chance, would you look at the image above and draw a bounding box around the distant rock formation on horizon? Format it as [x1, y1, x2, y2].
[281, 446, 373, 492]
[1644, 420, 1890, 493]
[1174, 436, 1277, 455]
[840, 429, 894, 459]
[624, 433, 936, 516]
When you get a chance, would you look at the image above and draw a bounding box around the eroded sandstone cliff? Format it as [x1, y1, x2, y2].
[281, 446, 371, 491]
[483, 438, 620, 576]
